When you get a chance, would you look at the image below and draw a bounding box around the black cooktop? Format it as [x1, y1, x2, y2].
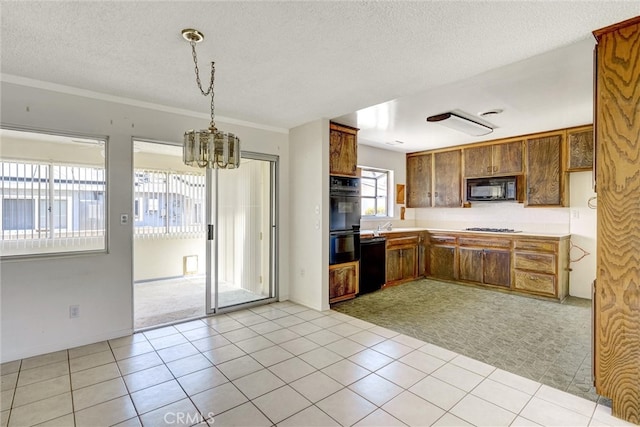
[465, 227, 521, 233]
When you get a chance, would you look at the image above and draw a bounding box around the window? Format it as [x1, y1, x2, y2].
[361, 167, 389, 217]
[0, 128, 107, 257]
[134, 169, 205, 238]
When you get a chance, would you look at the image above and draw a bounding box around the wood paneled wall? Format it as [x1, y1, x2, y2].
[593, 16, 640, 424]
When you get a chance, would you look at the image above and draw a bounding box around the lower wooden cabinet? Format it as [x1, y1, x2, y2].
[427, 232, 568, 301]
[459, 237, 511, 288]
[483, 250, 511, 287]
[386, 235, 419, 285]
[513, 238, 568, 299]
[428, 235, 457, 280]
[329, 261, 359, 303]
[375, 229, 568, 301]
[429, 245, 456, 280]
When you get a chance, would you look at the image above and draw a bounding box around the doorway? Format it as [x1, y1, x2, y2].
[133, 141, 278, 329]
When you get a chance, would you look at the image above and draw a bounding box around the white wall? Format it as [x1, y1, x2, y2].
[0, 81, 290, 362]
[288, 119, 329, 311]
[358, 144, 416, 230]
[413, 203, 571, 234]
[568, 171, 597, 298]
[134, 238, 205, 281]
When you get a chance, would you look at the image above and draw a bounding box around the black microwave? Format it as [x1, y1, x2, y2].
[467, 177, 516, 201]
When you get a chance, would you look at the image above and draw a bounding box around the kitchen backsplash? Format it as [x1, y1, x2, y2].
[412, 202, 570, 234]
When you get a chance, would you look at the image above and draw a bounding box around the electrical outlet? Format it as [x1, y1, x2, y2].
[69, 305, 80, 318]
[572, 209, 580, 219]
[120, 214, 129, 225]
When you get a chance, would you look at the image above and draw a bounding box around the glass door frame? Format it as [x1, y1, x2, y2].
[205, 151, 279, 315]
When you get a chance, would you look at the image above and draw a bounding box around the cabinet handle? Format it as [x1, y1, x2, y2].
[435, 192, 439, 197]
[493, 166, 498, 172]
[487, 166, 491, 173]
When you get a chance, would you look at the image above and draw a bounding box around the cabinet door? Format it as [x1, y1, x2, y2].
[567, 126, 594, 171]
[418, 235, 427, 277]
[483, 250, 511, 287]
[329, 128, 357, 176]
[329, 261, 358, 303]
[434, 150, 462, 207]
[459, 247, 483, 282]
[407, 154, 432, 207]
[386, 248, 403, 283]
[493, 141, 523, 175]
[526, 134, 563, 206]
[401, 246, 417, 280]
[429, 245, 456, 280]
[463, 145, 492, 177]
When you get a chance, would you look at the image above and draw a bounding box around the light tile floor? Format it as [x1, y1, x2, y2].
[1, 301, 635, 427]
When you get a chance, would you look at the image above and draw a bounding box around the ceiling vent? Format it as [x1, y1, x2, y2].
[426, 112, 493, 136]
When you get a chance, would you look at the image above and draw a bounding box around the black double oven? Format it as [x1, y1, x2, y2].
[329, 176, 361, 265]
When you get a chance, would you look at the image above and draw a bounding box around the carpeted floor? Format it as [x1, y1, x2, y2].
[134, 276, 269, 329]
[332, 278, 604, 404]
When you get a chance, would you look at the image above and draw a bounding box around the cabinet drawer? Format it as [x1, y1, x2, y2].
[387, 235, 419, 247]
[514, 270, 556, 295]
[514, 252, 556, 274]
[459, 238, 511, 249]
[430, 235, 456, 244]
[514, 240, 557, 253]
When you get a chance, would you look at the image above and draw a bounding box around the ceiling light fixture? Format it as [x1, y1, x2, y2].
[426, 112, 493, 136]
[182, 28, 240, 169]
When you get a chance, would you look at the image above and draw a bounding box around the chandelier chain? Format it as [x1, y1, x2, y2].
[190, 41, 216, 129]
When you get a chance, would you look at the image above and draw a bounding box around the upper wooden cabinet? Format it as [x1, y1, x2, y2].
[593, 16, 640, 424]
[406, 153, 432, 208]
[566, 125, 594, 171]
[433, 150, 462, 207]
[464, 141, 523, 177]
[329, 123, 358, 176]
[525, 133, 566, 206]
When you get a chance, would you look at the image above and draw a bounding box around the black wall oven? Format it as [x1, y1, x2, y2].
[329, 176, 361, 265]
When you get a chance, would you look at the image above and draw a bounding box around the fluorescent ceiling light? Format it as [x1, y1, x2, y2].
[426, 112, 493, 136]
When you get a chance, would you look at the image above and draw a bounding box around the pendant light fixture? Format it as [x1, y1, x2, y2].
[182, 28, 240, 169]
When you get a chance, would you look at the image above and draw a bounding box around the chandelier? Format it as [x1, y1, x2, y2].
[181, 29, 240, 169]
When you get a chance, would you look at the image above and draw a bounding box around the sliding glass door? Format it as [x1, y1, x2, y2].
[206, 153, 278, 314]
[133, 140, 277, 329]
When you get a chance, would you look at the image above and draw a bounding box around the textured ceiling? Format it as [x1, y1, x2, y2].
[1, 2, 638, 151]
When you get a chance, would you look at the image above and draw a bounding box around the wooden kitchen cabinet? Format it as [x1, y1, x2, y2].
[433, 150, 462, 207]
[464, 141, 523, 177]
[593, 16, 640, 423]
[385, 235, 418, 285]
[406, 153, 432, 207]
[458, 247, 483, 282]
[512, 238, 568, 299]
[458, 237, 511, 288]
[566, 125, 594, 171]
[428, 234, 457, 280]
[329, 123, 358, 177]
[525, 133, 566, 206]
[483, 250, 511, 287]
[329, 261, 359, 303]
